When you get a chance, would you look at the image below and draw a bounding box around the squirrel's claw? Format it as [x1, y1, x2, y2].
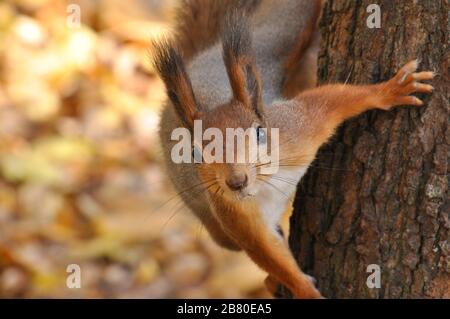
[378, 59, 435, 110]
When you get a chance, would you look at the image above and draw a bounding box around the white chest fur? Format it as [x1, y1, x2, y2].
[255, 167, 308, 231]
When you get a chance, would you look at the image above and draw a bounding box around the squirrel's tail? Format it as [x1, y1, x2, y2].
[174, 0, 261, 61]
[282, 0, 324, 98]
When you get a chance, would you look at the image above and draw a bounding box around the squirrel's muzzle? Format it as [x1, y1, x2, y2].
[225, 173, 248, 192]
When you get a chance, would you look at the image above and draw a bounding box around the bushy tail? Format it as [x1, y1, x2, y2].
[282, 0, 324, 97]
[174, 0, 261, 61]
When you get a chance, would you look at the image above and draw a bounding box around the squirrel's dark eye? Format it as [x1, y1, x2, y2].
[192, 146, 202, 163]
[256, 126, 267, 144]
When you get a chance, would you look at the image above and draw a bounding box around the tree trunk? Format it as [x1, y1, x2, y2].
[287, 0, 449, 298]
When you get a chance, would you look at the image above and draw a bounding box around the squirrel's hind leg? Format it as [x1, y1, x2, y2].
[213, 201, 322, 299]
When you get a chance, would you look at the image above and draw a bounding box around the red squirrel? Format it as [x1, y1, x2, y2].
[155, 0, 434, 298]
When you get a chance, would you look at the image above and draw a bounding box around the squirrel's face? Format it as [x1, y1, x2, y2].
[153, 20, 268, 200]
[194, 101, 270, 200]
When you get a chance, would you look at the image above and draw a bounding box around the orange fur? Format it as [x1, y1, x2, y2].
[291, 60, 434, 152]
[210, 192, 321, 298]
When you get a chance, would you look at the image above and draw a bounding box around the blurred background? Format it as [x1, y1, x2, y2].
[0, 0, 268, 298]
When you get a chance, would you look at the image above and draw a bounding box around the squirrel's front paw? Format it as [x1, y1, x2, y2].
[377, 59, 435, 110]
[294, 286, 323, 299]
[265, 274, 323, 299]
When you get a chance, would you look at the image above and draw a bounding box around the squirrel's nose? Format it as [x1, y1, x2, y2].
[226, 174, 248, 191]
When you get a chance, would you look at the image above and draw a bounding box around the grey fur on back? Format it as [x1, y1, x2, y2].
[158, 0, 319, 219]
[188, 0, 318, 108]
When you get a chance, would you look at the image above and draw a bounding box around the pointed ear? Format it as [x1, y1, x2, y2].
[152, 39, 198, 129]
[222, 12, 264, 119]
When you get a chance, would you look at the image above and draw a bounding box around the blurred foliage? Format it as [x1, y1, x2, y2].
[0, 0, 267, 298]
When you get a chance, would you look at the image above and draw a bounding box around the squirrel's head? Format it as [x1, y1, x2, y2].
[154, 13, 276, 200]
[194, 99, 272, 201]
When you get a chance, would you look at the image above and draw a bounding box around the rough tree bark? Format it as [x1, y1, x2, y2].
[287, 0, 449, 298]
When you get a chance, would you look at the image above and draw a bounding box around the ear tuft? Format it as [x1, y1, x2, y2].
[222, 11, 264, 119]
[152, 38, 198, 129]
[222, 11, 252, 63]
